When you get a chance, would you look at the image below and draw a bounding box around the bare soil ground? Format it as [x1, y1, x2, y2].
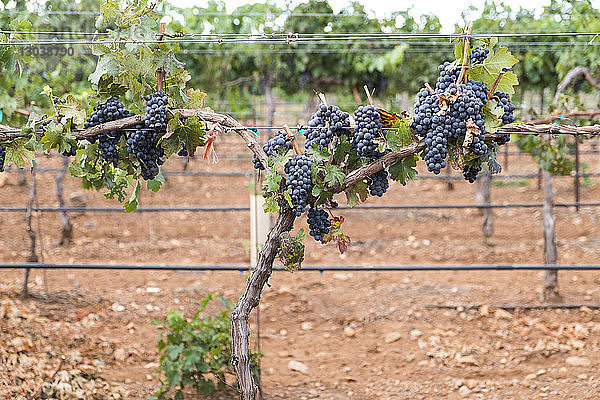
[1, 136, 599, 399]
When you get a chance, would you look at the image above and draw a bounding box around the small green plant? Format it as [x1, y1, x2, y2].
[491, 178, 531, 187]
[149, 293, 261, 400]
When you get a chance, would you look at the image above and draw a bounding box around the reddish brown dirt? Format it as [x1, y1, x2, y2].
[1, 136, 599, 399]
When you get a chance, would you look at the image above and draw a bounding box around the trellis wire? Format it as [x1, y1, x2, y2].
[0, 202, 597, 213]
[2, 31, 600, 46]
[1, 263, 599, 271]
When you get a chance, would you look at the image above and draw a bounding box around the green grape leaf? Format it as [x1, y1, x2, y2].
[483, 100, 504, 133]
[4, 138, 35, 169]
[312, 184, 333, 206]
[283, 188, 293, 208]
[147, 172, 165, 192]
[323, 164, 345, 187]
[487, 37, 499, 50]
[333, 135, 351, 164]
[124, 181, 141, 212]
[493, 71, 519, 96]
[468, 47, 519, 93]
[454, 39, 463, 62]
[163, 113, 206, 157]
[345, 180, 368, 207]
[386, 119, 414, 151]
[89, 55, 120, 86]
[263, 195, 279, 213]
[185, 89, 207, 108]
[309, 145, 330, 164]
[263, 172, 282, 193]
[57, 95, 87, 125]
[389, 155, 418, 185]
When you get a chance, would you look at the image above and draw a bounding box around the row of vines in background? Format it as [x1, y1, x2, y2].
[2, 0, 600, 120]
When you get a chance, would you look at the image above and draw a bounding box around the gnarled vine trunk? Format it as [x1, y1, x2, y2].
[231, 207, 295, 399]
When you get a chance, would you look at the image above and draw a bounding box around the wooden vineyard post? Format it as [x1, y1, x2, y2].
[156, 22, 166, 92]
[250, 190, 271, 269]
[476, 167, 493, 242]
[23, 167, 38, 297]
[574, 136, 580, 212]
[541, 136, 561, 301]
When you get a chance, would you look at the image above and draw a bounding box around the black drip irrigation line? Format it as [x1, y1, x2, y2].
[1, 263, 600, 271]
[427, 304, 600, 310]
[0, 202, 598, 213]
[0, 206, 251, 212]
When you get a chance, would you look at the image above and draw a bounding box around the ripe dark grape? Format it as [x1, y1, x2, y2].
[144, 90, 168, 132]
[463, 163, 481, 183]
[62, 143, 77, 157]
[367, 170, 389, 197]
[423, 130, 448, 174]
[471, 47, 489, 64]
[493, 92, 516, 125]
[491, 92, 515, 145]
[469, 133, 488, 157]
[0, 145, 5, 172]
[307, 206, 331, 241]
[284, 155, 313, 217]
[411, 88, 441, 138]
[178, 143, 188, 157]
[84, 96, 133, 165]
[127, 124, 165, 180]
[253, 130, 293, 170]
[352, 105, 382, 157]
[304, 104, 351, 151]
[435, 61, 460, 91]
[124, 91, 169, 180]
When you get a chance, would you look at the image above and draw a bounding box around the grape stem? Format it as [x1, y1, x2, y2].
[283, 124, 302, 155]
[363, 85, 374, 105]
[487, 72, 505, 100]
[455, 24, 472, 85]
[317, 92, 328, 106]
[156, 22, 166, 92]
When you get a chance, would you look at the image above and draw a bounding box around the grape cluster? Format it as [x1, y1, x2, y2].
[423, 130, 448, 174]
[178, 143, 188, 157]
[462, 164, 481, 183]
[0, 145, 5, 172]
[469, 133, 488, 157]
[62, 143, 77, 157]
[304, 104, 351, 151]
[368, 170, 389, 197]
[435, 62, 461, 91]
[412, 51, 498, 177]
[83, 96, 133, 165]
[493, 92, 516, 124]
[471, 47, 489, 64]
[144, 90, 168, 132]
[492, 92, 516, 145]
[127, 124, 165, 180]
[284, 155, 313, 217]
[352, 105, 382, 157]
[307, 206, 331, 241]
[253, 130, 293, 170]
[124, 91, 169, 180]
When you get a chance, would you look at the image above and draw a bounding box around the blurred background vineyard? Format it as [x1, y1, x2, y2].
[2, 0, 600, 126]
